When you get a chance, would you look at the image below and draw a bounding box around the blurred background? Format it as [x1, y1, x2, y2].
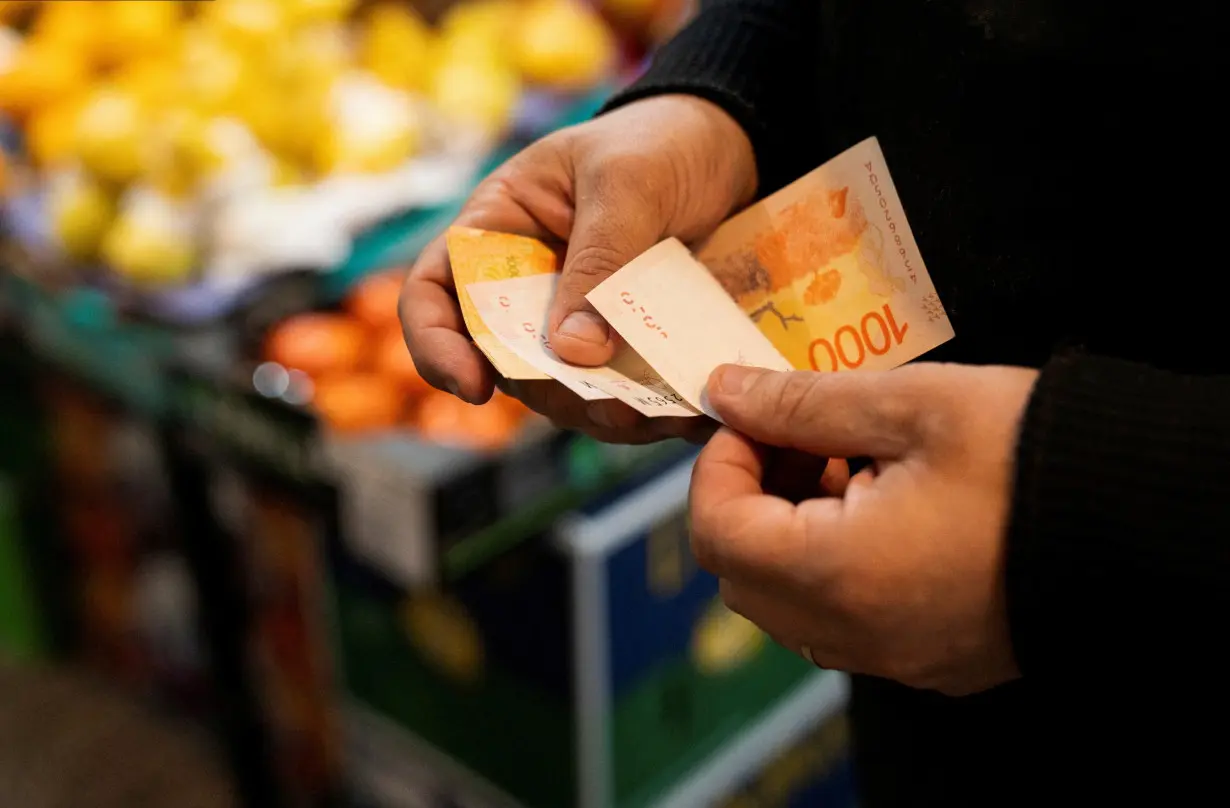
[0, 1, 854, 807]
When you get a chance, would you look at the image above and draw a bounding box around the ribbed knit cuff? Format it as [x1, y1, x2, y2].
[1006, 353, 1230, 681]
[599, 0, 825, 197]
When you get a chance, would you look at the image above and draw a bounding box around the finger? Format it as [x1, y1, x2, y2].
[820, 458, 851, 496]
[705, 364, 922, 459]
[400, 234, 496, 403]
[689, 428, 807, 583]
[548, 165, 666, 367]
[400, 153, 570, 404]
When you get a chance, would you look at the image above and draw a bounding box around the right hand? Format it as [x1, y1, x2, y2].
[400, 94, 758, 444]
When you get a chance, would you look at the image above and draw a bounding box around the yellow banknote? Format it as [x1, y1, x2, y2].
[445, 225, 557, 379]
[693, 137, 954, 372]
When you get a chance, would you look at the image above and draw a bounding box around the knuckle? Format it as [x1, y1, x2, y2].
[772, 372, 819, 423]
[564, 242, 629, 287]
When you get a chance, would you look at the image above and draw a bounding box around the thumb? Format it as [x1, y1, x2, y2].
[548, 169, 664, 366]
[704, 364, 920, 459]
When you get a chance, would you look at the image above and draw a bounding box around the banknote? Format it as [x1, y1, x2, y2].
[445, 225, 556, 380]
[465, 273, 702, 418]
[586, 238, 793, 420]
[692, 137, 954, 372]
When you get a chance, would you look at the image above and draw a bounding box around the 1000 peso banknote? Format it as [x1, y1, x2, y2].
[689, 137, 953, 373]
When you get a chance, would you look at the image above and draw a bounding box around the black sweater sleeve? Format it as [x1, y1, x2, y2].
[1006, 353, 1230, 682]
[600, 0, 826, 197]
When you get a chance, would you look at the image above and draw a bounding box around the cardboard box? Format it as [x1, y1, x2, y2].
[334, 454, 851, 808]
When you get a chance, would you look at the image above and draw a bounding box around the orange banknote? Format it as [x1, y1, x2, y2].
[445, 225, 558, 379]
[691, 136, 953, 372]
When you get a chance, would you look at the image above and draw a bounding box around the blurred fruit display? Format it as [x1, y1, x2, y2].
[260, 268, 538, 452]
[0, 0, 621, 291]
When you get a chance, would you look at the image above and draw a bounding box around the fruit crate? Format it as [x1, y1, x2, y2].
[333, 454, 851, 808]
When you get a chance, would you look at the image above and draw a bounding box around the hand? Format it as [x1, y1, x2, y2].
[689, 361, 1040, 696]
[400, 95, 757, 444]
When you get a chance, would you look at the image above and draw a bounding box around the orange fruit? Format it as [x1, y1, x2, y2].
[345, 268, 405, 330]
[264, 313, 368, 378]
[375, 327, 432, 396]
[310, 373, 405, 432]
[415, 390, 519, 451]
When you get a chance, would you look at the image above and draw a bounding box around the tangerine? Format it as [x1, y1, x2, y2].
[264, 313, 368, 378]
[310, 373, 405, 433]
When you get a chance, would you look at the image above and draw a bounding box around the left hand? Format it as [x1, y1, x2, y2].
[689, 361, 1039, 696]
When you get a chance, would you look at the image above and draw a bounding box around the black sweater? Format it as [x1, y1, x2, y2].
[605, 1, 1230, 802]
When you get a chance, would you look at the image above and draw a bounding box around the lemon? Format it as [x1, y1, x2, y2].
[49, 169, 117, 262]
[278, 0, 357, 28]
[146, 107, 214, 198]
[359, 3, 436, 92]
[513, 0, 616, 90]
[113, 58, 180, 109]
[93, 0, 181, 68]
[30, 1, 100, 54]
[201, 0, 287, 53]
[101, 188, 197, 285]
[74, 86, 148, 186]
[430, 58, 520, 134]
[178, 25, 247, 115]
[439, 0, 520, 40]
[0, 40, 90, 120]
[437, 0, 519, 65]
[26, 95, 86, 168]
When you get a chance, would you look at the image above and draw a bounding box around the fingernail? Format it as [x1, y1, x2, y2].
[557, 311, 610, 345]
[711, 364, 760, 395]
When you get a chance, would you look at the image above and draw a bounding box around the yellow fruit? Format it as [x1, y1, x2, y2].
[93, 0, 181, 68]
[30, 2, 100, 53]
[430, 58, 520, 134]
[439, 0, 519, 40]
[239, 78, 330, 166]
[359, 3, 435, 92]
[178, 26, 247, 114]
[0, 40, 90, 120]
[74, 86, 148, 185]
[202, 0, 287, 51]
[26, 95, 86, 167]
[113, 59, 180, 109]
[49, 172, 117, 262]
[436, 0, 519, 64]
[513, 0, 616, 89]
[101, 191, 197, 285]
[261, 23, 348, 92]
[278, 0, 357, 28]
